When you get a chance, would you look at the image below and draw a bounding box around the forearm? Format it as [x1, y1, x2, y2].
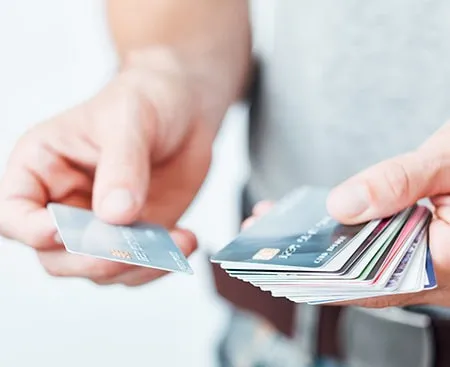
[107, 0, 252, 126]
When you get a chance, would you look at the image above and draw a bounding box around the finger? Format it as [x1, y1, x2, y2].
[327, 152, 443, 224]
[0, 198, 56, 249]
[90, 93, 156, 225]
[330, 291, 425, 309]
[252, 200, 275, 217]
[0, 130, 93, 249]
[241, 217, 256, 230]
[96, 266, 168, 286]
[241, 201, 275, 230]
[0, 189, 92, 251]
[431, 194, 450, 207]
[429, 219, 450, 277]
[37, 249, 136, 280]
[435, 206, 450, 224]
[169, 227, 198, 256]
[0, 163, 56, 249]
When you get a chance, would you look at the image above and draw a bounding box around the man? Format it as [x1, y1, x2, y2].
[2, 0, 450, 366]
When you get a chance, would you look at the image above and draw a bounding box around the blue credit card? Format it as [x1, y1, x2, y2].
[211, 187, 378, 271]
[425, 245, 437, 289]
[47, 203, 193, 274]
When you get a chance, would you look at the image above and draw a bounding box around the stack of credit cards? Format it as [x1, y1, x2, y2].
[211, 187, 436, 304]
[48, 204, 194, 274]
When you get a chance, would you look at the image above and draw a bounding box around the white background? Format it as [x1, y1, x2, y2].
[0, 1, 250, 366]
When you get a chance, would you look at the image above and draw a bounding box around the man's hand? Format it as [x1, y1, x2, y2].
[324, 122, 450, 308]
[244, 122, 450, 307]
[0, 50, 215, 286]
[0, 0, 250, 286]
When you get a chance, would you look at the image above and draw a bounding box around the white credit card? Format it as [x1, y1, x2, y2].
[48, 203, 193, 274]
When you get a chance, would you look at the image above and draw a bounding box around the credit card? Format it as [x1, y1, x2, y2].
[424, 231, 437, 290]
[304, 228, 428, 304]
[226, 215, 395, 278]
[384, 226, 424, 290]
[275, 217, 429, 302]
[209, 186, 436, 305]
[212, 187, 380, 272]
[264, 206, 430, 295]
[237, 208, 412, 286]
[48, 203, 193, 274]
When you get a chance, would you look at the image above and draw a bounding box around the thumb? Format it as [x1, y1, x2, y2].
[327, 152, 442, 224]
[92, 116, 154, 225]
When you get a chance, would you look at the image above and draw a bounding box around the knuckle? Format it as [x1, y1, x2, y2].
[23, 233, 52, 252]
[13, 126, 43, 158]
[28, 239, 46, 251]
[9, 133, 59, 178]
[5, 135, 32, 168]
[41, 152, 61, 177]
[6, 120, 58, 168]
[381, 159, 411, 201]
[15, 127, 38, 148]
[26, 234, 52, 251]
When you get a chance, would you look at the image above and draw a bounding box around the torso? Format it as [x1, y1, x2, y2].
[248, 0, 450, 202]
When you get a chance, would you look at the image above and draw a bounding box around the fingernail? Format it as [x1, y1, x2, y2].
[253, 201, 275, 216]
[242, 217, 256, 230]
[328, 184, 369, 218]
[54, 233, 63, 245]
[100, 189, 136, 217]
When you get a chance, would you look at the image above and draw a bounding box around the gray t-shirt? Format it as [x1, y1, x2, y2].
[247, 0, 450, 203]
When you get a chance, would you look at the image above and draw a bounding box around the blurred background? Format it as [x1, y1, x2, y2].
[0, 1, 251, 366]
